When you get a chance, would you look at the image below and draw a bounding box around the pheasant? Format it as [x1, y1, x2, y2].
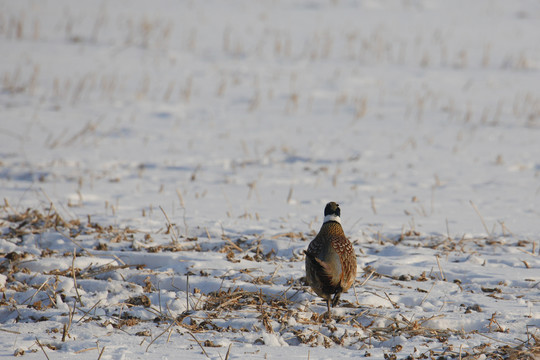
[305, 202, 357, 317]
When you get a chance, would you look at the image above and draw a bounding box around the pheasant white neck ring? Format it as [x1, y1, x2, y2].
[324, 214, 341, 224]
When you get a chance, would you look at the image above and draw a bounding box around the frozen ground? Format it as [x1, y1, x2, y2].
[0, 0, 539, 359]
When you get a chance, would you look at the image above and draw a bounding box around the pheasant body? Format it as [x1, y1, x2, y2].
[305, 202, 357, 317]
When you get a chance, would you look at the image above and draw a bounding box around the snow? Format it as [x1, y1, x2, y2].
[1, 0, 539, 359]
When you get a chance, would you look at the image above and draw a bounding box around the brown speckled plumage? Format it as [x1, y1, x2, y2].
[305, 202, 357, 317]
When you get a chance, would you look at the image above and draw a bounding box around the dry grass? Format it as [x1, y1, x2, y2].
[1, 204, 537, 358]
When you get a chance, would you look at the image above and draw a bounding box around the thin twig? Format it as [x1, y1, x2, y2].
[435, 255, 446, 281]
[111, 254, 126, 266]
[353, 281, 360, 305]
[176, 189, 185, 208]
[145, 321, 178, 352]
[384, 292, 399, 309]
[188, 331, 210, 358]
[41, 283, 57, 307]
[166, 325, 175, 343]
[74, 347, 98, 354]
[76, 299, 102, 323]
[224, 343, 232, 360]
[475, 331, 520, 347]
[470, 200, 491, 237]
[62, 323, 68, 342]
[35, 337, 50, 360]
[72, 249, 85, 307]
[205, 227, 212, 241]
[159, 205, 180, 244]
[157, 280, 162, 314]
[287, 186, 294, 203]
[3, 198, 20, 216]
[360, 270, 375, 286]
[54, 224, 87, 253]
[186, 273, 190, 313]
[22, 278, 50, 304]
[97, 346, 106, 360]
[269, 264, 281, 283]
[420, 282, 436, 306]
[65, 300, 76, 340]
[222, 236, 243, 252]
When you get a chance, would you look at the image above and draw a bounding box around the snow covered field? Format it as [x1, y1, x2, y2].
[0, 0, 539, 358]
